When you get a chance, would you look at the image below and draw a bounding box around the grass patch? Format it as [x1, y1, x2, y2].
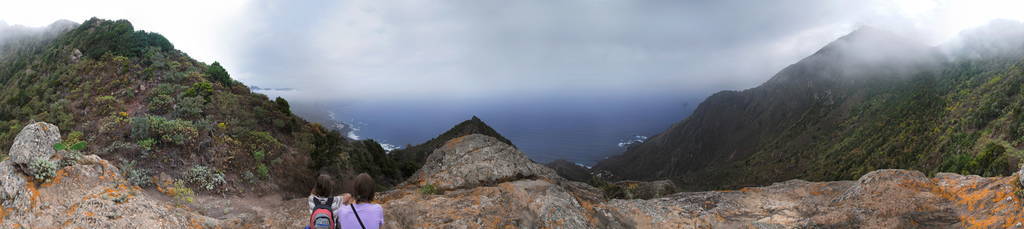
[418, 184, 439, 195]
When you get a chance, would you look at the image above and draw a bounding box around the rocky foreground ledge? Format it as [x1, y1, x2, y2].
[377, 134, 1024, 228]
[1, 124, 1023, 228]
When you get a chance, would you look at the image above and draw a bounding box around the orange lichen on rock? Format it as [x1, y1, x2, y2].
[932, 175, 1024, 228]
[964, 216, 1000, 229]
[24, 179, 39, 209]
[65, 203, 78, 215]
[41, 168, 68, 188]
[443, 135, 468, 148]
[189, 218, 203, 229]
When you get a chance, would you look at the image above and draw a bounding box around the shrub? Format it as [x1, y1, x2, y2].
[120, 160, 152, 187]
[152, 83, 179, 97]
[54, 131, 87, 152]
[137, 138, 156, 151]
[175, 96, 205, 119]
[66, 131, 84, 144]
[28, 158, 58, 182]
[63, 18, 174, 59]
[94, 95, 119, 114]
[183, 82, 213, 99]
[130, 116, 151, 140]
[184, 165, 226, 191]
[418, 184, 439, 195]
[241, 171, 257, 184]
[940, 143, 1012, 176]
[274, 97, 291, 114]
[53, 141, 86, 152]
[247, 131, 280, 152]
[148, 94, 174, 114]
[251, 150, 265, 161]
[142, 116, 198, 145]
[255, 163, 269, 179]
[171, 180, 195, 203]
[207, 62, 231, 85]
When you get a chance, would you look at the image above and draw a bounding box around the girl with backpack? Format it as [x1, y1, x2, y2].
[307, 173, 349, 229]
[335, 173, 384, 229]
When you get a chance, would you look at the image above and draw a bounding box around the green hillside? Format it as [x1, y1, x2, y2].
[0, 18, 402, 195]
[596, 26, 1024, 190]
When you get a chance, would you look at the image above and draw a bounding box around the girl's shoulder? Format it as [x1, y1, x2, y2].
[364, 203, 383, 212]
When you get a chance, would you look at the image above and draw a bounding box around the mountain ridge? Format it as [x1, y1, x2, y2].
[595, 23, 1024, 190]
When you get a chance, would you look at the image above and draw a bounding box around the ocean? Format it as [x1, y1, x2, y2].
[278, 92, 701, 166]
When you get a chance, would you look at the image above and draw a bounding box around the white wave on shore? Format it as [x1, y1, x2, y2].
[617, 135, 648, 149]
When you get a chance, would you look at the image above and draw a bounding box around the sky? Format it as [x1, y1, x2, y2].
[2, 0, 1024, 102]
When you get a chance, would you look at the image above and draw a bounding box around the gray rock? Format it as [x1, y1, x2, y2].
[0, 160, 30, 210]
[8, 122, 61, 166]
[406, 134, 557, 190]
[1018, 165, 1024, 188]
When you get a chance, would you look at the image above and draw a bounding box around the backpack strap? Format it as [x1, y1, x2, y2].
[313, 196, 334, 209]
[350, 204, 366, 229]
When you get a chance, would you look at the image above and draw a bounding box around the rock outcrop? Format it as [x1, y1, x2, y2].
[404, 134, 557, 191]
[7, 122, 60, 166]
[382, 134, 624, 228]
[0, 122, 218, 228]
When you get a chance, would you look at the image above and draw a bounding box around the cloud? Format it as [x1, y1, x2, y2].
[218, 0, 1024, 102]
[3, 0, 1024, 102]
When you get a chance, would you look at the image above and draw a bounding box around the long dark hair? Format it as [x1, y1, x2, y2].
[353, 173, 375, 202]
[312, 173, 335, 197]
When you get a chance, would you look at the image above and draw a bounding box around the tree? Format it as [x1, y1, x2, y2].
[274, 97, 291, 114]
[207, 62, 231, 85]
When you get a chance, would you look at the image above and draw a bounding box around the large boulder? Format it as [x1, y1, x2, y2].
[405, 134, 557, 190]
[381, 134, 628, 228]
[8, 122, 61, 166]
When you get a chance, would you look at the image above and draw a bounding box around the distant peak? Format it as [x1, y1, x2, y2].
[831, 26, 903, 46]
[448, 116, 511, 146]
[811, 26, 926, 58]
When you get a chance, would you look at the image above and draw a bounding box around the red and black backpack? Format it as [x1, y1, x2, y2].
[309, 197, 336, 229]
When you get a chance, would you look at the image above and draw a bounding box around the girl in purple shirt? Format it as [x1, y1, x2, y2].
[335, 173, 383, 229]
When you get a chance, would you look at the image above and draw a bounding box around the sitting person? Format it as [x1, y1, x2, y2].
[307, 173, 349, 229]
[336, 173, 384, 229]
